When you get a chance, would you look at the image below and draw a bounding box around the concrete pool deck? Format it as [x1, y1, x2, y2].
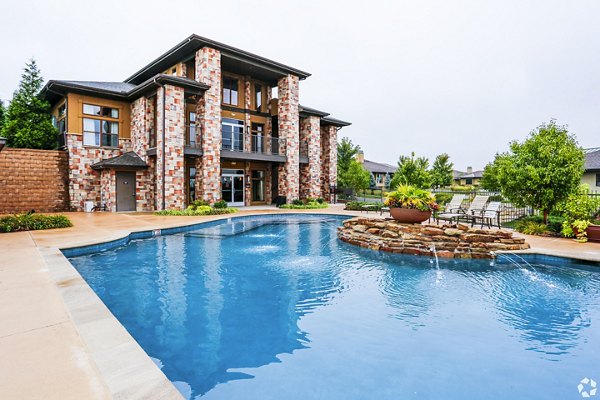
[1, 205, 599, 399]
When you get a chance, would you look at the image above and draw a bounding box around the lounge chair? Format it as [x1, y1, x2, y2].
[469, 201, 502, 228]
[434, 194, 466, 223]
[437, 195, 489, 224]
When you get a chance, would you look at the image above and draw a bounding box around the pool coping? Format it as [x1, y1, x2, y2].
[30, 211, 600, 399]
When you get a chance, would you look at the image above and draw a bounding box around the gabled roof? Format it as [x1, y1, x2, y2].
[125, 34, 311, 85]
[363, 160, 396, 174]
[584, 148, 600, 171]
[42, 74, 209, 104]
[454, 170, 483, 179]
[90, 151, 148, 170]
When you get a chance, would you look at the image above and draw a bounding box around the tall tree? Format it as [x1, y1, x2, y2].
[0, 100, 5, 133]
[337, 137, 361, 187]
[490, 121, 584, 223]
[342, 159, 371, 196]
[2, 59, 57, 149]
[480, 159, 501, 191]
[390, 152, 431, 189]
[430, 153, 454, 188]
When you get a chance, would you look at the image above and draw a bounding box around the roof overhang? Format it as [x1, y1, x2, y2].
[41, 74, 209, 105]
[125, 34, 311, 85]
[321, 116, 351, 127]
[90, 151, 149, 170]
[299, 105, 330, 118]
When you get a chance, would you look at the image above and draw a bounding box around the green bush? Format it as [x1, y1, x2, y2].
[279, 203, 329, 209]
[434, 193, 453, 206]
[515, 220, 548, 235]
[213, 200, 228, 209]
[507, 215, 563, 234]
[344, 201, 383, 211]
[0, 213, 72, 233]
[316, 197, 325, 204]
[292, 199, 304, 206]
[155, 207, 237, 216]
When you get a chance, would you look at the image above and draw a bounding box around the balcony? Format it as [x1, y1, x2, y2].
[220, 134, 287, 162]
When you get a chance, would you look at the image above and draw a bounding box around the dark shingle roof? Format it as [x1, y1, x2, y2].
[585, 148, 600, 171]
[363, 160, 396, 174]
[321, 116, 351, 127]
[454, 170, 483, 179]
[90, 152, 148, 170]
[299, 105, 330, 117]
[59, 81, 135, 94]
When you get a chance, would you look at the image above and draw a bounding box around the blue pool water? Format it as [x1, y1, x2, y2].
[68, 215, 600, 399]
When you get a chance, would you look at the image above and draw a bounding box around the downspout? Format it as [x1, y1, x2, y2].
[154, 78, 167, 211]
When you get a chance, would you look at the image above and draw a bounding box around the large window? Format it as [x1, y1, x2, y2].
[83, 118, 119, 147]
[596, 173, 600, 187]
[251, 170, 265, 202]
[222, 77, 239, 105]
[82, 103, 119, 147]
[222, 118, 244, 151]
[254, 84, 262, 111]
[251, 123, 264, 153]
[186, 111, 197, 146]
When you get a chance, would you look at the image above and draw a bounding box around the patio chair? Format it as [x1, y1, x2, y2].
[437, 195, 489, 224]
[469, 201, 502, 228]
[434, 194, 466, 223]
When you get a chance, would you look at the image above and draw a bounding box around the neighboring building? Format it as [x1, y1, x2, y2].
[41, 34, 350, 211]
[583, 147, 600, 190]
[355, 151, 396, 189]
[453, 167, 483, 186]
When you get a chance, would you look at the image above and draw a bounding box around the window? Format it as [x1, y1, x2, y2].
[187, 165, 196, 205]
[255, 84, 262, 111]
[185, 60, 195, 80]
[56, 104, 66, 136]
[83, 118, 118, 147]
[465, 178, 473, 185]
[251, 123, 264, 153]
[222, 77, 239, 105]
[596, 173, 600, 187]
[251, 170, 265, 202]
[186, 112, 197, 146]
[83, 103, 118, 119]
[222, 118, 244, 151]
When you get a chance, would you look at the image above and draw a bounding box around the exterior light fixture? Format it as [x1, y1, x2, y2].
[0, 137, 6, 152]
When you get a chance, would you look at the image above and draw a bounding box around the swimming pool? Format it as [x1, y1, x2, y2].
[68, 214, 600, 399]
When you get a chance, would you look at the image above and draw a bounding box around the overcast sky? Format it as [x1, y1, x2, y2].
[2, 0, 599, 170]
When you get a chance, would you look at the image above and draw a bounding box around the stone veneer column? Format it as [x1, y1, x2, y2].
[129, 97, 154, 211]
[299, 116, 322, 199]
[277, 74, 300, 202]
[156, 85, 186, 210]
[195, 47, 222, 203]
[320, 125, 338, 201]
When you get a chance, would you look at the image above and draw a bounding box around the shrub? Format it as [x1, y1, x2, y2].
[556, 187, 600, 238]
[434, 193, 453, 206]
[316, 197, 325, 204]
[344, 201, 383, 211]
[507, 215, 563, 234]
[155, 207, 237, 216]
[187, 199, 210, 211]
[279, 203, 329, 209]
[213, 200, 228, 209]
[515, 220, 548, 235]
[292, 199, 304, 206]
[0, 213, 72, 233]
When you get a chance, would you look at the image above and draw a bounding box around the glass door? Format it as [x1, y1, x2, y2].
[221, 169, 245, 207]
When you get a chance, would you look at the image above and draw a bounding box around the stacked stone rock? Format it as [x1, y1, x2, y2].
[320, 125, 337, 200]
[300, 115, 321, 199]
[277, 74, 300, 201]
[338, 217, 529, 259]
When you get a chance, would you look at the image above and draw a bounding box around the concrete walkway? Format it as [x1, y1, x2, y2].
[1, 205, 599, 399]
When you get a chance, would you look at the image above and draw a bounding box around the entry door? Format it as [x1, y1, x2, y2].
[221, 174, 245, 207]
[116, 171, 136, 212]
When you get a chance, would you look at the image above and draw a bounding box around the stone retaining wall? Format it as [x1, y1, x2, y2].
[338, 217, 529, 259]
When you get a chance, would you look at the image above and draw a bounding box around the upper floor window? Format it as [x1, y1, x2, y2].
[255, 84, 262, 111]
[83, 103, 119, 119]
[222, 77, 239, 105]
[82, 103, 119, 147]
[596, 173, 600, 187]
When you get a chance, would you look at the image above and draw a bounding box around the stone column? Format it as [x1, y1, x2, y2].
[156, 84, 186, 210]
[244, 78, 252, 153]
[320, 125, 338, 201]
[299, 116, 321, 199]
[195, 47, 222, 204]
[277, 74, 300, 202]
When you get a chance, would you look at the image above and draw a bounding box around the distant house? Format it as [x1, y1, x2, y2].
[583, 148, 600, 190]
[453, 167, 483, 186]
[356, 151, 396, 189]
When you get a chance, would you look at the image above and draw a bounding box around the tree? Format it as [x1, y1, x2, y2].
[490, 121, 585, 223]
[430, 153, 454, 188]
[0, 100, 5, 132]
[342, 159, 371, 195]
[390, 152, 431, 189]
[480, 159, 501, 191]
[337, 137, 360, 186]
[2, 59, 57, 149]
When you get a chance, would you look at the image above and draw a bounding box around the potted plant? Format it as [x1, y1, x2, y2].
[384, 184, 439, 223]
[557, 186, 600, 243]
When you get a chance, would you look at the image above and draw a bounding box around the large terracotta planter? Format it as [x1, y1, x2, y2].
[389, 207, 431, 223]
[587, 224, 600, 243]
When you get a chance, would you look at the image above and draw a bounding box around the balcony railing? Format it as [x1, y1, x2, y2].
[221, 133, 286, 157]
